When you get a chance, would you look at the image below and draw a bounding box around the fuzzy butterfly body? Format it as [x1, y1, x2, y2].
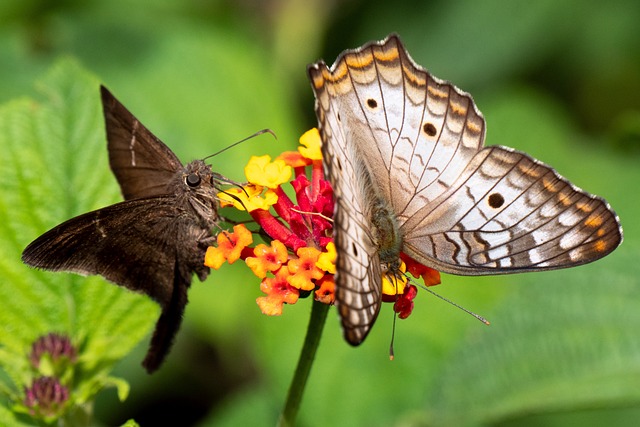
[308, 34, 623, 345]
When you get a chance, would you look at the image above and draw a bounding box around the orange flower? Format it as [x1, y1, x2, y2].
[277, 151, 312, 168]
[205, 129, 443, 321]
[204, 224, 253, 269]
[246, 240, 289, 279]
[421, 268, 441, 287]
[287, 247, 325, 291]
[314, 275, 335, 305]
[256, 268, 299, 316]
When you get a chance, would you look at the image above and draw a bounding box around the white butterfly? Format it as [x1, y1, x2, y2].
[307, 34, 623, 345]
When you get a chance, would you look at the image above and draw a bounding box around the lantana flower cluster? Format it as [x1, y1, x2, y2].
[205, 129, 441, 318]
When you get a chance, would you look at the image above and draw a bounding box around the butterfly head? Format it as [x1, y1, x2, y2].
[177, 159, 226, 223]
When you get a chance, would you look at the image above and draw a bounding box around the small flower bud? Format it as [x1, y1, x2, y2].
[29, 333, 76, 369]
[24, 376, 69, 419]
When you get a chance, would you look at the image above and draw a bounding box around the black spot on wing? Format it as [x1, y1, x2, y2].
[488, 192, 505, 209]
[423, 122, 437, 137]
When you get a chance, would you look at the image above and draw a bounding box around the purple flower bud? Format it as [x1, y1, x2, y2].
[24, 376, 69, 418]
[29, 333, 77, 368]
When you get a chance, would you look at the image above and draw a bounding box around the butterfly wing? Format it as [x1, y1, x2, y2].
[333, 171, 385, 344]
[309, 64, 386, 344]
[22, 197, 209, 372]
[311, 35, 622, 276]
[101, 86, 183, 200]
[402, 145, 622, 274]
[309, 34, 485, 343]
[23, 198, 186, 304]
[309, 34, 622, 342]
[309, 35, 486, 223]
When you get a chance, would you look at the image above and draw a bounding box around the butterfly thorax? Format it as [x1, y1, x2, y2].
[357, 150, 404, 277]
[370, 196, 403, 268]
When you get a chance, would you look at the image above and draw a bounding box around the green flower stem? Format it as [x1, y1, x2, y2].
[278, 299, 329, 427]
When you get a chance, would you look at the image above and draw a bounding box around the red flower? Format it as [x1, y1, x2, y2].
[393, 284, 418, 319]
[401, 252, 441, 286]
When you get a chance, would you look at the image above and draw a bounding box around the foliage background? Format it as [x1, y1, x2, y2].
[0, 0, 639, 426]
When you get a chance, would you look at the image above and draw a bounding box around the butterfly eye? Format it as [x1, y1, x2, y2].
[186, 173, 201, 187]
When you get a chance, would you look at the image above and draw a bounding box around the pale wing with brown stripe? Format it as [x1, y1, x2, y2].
[310, 47, 387, 344]
[402, 145, 622, 274]
[308, 34, 623, 344]
[328, 139, 385, 343]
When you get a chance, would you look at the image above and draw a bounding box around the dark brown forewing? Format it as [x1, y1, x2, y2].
[22, 197, 209, 307]
[101, 86, 183, 200]
[21, 197, 210, 372]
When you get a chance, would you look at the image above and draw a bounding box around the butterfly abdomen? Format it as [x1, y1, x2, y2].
[352, 149, 404, 265]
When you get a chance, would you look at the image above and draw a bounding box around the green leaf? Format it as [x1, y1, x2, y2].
[0, 404, 32, 427]
[425, 264, 640, 426]
[104, 376, 130, 402]
[0, 58, 156, 419]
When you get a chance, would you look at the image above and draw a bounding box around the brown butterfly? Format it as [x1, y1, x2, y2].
[22, 86, 225, 373]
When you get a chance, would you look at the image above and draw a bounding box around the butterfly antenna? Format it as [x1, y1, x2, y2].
[213, 174, 250, 198]
[211, 221, 228, 235]
[389, 309, 397, 361]
[217, 190, 250, 211]
[290, 207, 333, 223]
[203, 129, 277, 161]
[213, 173, 244, 187]
[220, 217, 258, 226]
[420, 284, 490, 325]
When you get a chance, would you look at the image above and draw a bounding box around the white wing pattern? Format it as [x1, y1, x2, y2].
[307, 34, 623, 345]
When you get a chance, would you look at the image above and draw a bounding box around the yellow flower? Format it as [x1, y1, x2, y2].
[218, 184, 278, 212]
[381, 261, 408, 296]
[244, 155, 292, 188]
[298, 128, 323, 160]
[316, 242, 336, 274]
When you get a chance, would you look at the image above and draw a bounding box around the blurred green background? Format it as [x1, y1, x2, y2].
[1, 0, 639, 426]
